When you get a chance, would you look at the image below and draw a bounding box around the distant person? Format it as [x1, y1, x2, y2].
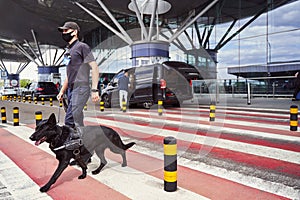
[118, 70, 129, 110]
[292, 72, 300, 101]
[56, 21, 100, 128]
[102, 76, 109, 88]
[55, 82, 60, 90]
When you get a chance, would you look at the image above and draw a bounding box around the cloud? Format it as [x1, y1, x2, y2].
[216, 0, 300, 76]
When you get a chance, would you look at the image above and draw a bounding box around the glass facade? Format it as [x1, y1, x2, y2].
[81, 0, 299, 96]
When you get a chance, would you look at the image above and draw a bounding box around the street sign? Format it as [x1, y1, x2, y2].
[1, 70, 7, 79]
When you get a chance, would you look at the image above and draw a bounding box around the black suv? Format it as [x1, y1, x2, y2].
[24, 82, 59, 99]
[101, 61, 200, 108]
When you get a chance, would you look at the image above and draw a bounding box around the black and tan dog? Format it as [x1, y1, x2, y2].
[29, 113, 135, 192]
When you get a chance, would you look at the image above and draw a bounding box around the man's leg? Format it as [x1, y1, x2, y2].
[71, 86, 90, 127]
[65, 88, 75, 127]
[124, 90, 128, 106]
[119, 90, 123, 109]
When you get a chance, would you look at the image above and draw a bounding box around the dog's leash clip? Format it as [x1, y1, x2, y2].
[73, 149, 80, 156]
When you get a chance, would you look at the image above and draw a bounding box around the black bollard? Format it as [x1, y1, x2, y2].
[164, 136, 177, 192]
[290, 105, 298, 131]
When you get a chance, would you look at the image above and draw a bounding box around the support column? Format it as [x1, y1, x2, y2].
[131, 41, 169, 66]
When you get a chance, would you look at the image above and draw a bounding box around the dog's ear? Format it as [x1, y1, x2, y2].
[47, 113, 57, 126]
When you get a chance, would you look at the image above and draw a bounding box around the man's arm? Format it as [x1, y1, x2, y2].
[89, 61, 100, 102]
[57, 77, 68, 101]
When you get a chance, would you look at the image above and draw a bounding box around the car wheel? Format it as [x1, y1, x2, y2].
[143, 102, 152, 109]
[102, 94, 111, 108]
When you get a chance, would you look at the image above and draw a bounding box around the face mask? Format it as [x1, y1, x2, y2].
[62, 31, 74, 42]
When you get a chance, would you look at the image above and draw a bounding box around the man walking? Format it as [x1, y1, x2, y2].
[56, 21, 100, 128]
[118, 70, 130, 110]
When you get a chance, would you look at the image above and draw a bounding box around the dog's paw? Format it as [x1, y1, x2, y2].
[69, 160, 77, 166]
[40, 185, 50, 193]
[92, 169, 100, 175]
[78, 173, 87, 179]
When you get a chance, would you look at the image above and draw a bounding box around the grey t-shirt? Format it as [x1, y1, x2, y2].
[67, 40, 95, 88]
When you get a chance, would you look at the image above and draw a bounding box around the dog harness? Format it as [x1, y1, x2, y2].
[53, 127, 83, 151]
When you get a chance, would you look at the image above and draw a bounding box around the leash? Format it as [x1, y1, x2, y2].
[57, 96, 68, 124]
[57, 101, 61, 124]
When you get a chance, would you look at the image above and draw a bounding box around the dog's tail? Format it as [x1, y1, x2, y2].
[123, 142, 135, 150]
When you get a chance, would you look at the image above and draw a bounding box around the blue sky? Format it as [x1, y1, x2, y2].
[216, 0, 300, 78]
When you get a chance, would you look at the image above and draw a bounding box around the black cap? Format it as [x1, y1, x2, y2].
[58, 21, 80, 32]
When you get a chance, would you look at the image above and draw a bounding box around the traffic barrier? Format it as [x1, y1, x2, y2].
[14, 96, 16, 101]
[50, 98, 53, 106]
[209, 101, 216, 121]
[13, 107, 19, 126]
[22, 96, 26, 103]
[35, 111, 42, 126]
[18, 96, 21, 102]
[28, 96, 31, 103]
[41, 98, 44, 105]
[9, 96, 12, 101]
[122, 96, 126, 112]
[158, 100, 163, 116]
[164, 136, 177, 192]
[34, 97, 38, 104]
[59, 100, 63, 107]
[1, 107, 7, 123]
[100, 101, 104, 112]
[290, 105, 298, 131]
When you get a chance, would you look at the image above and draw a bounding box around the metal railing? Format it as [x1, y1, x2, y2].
[192, 76, 296, 98]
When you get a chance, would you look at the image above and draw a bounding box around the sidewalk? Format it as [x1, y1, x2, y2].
[0, 150, 52, 200]
[189, 95, 298, 111]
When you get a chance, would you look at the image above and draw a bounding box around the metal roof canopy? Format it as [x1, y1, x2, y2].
[228, 61, 300, 78]
[0, 0, 292, 63]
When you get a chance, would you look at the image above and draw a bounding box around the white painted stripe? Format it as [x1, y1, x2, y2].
[85, 117, 300, 164]
[133, 110, 292, 131]
[200, 105, 289, 113]
[106, 112, 300, 143]
[3, 124, 299, 199]
[3, 125, 208, 200]
[170, 107, 290, 118]
[129, 143, 300, 200]
[0, 151, 53, 200]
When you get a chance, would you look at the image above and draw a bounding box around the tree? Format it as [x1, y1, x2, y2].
[19, 79, 31, 88]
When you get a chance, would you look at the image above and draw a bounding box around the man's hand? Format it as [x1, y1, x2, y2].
[57, 92, 64, 101]
[91, 91, 99, 102]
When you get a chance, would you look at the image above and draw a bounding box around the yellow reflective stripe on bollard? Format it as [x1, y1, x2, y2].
[13, 118, 19, 123]
[290, 108, 298, 114]
[164, 144, 177, 155]
[290, 120, 298, 126]
[36, 115, 42, 120]
[210, 113, 215, 117]
[158, 100, 163, 105]
[164, 171, 177, 182]
[13, 109, 19, 114]
[2, 117, 6, 120]
[210, 105, 216, 110]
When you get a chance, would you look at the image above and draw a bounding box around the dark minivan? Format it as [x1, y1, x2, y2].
[101, 61, 200, 108]
[23, 82, 59, 99]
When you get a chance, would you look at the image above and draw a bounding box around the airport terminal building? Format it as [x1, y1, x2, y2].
[0, 0, 299, 95]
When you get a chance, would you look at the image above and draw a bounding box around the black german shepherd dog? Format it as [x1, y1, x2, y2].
[29, 113, 135, 192]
